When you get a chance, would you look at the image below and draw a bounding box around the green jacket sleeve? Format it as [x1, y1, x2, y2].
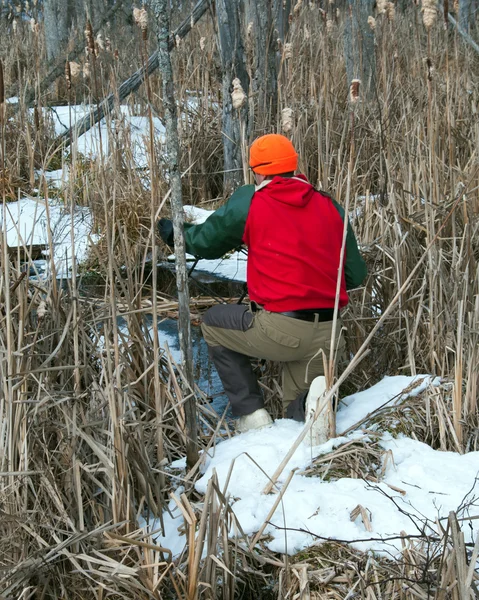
[332, 198, 368, 290]
[183, 185, 255, 259]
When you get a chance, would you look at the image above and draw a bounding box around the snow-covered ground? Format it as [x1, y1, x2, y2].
[143, 375, 479, 559]
[0, 197, 97, 278]
[45, 104, 165, 169]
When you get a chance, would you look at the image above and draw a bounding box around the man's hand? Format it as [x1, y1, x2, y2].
[158, 218, 174, 246]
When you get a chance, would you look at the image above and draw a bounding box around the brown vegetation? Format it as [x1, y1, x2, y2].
[0, 2, 478, 598]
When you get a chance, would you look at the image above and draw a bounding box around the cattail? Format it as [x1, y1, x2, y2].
[377, 0, 387, 13]
[105, 37, 112, 52]
[422, 0, 437, 29]
[283, 42, 292, 59]
[443, 0, 449, 27]
[133, 7, 148, 30]
[65, 60, 71, 90]
[34, 105, 40, 130]
[281, 107, 293, 132]
[326, 18, 334, 32]
[368, 15, 376, 29]
[83, 61, 91, 79]
[85, 20, 95, 54]
[30, 17, 36, 32]
[293, 0, 303, 15]
[37, 300, 47, 320]
[453, 0, 458, 12]
[12, 19, 17, 33]
[175, 34, 181, 46]
[386, 2, 395, 20]
[304, 25, 310, 40]
[231, 78, 246, 110]
[0, 59, 4, 106]
[95, 33, 104, 51]
[69, 61, 81, 80]
[349, 79, 361, 104]
[114, 49, 119, 60]
[199, 37, 206, 51]
[247, 21, 253, 36]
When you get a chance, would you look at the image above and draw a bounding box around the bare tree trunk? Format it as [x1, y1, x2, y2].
[245, 0, 278, 132]
[274, 0, 292, 43]
[216, 0, 249, 194]
[151, 0, 199, 469]
[43, 0, 70, 62]
[343, 0, 376, 94]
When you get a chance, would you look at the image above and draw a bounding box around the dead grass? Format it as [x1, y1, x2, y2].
[0, 2, 478, 598]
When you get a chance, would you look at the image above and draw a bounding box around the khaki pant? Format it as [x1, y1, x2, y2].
[201, 304, 345, 417]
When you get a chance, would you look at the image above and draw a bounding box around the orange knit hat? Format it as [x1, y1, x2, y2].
[249, 134, 298, 175]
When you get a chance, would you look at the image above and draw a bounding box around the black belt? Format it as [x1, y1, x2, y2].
[278, 309, 335, 322]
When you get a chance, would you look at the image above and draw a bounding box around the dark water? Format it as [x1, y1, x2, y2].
[140, 265, 247, 416]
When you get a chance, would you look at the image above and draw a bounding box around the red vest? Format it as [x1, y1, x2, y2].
[243, 175, 348, 312]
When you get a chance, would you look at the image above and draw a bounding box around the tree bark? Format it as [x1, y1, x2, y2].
[246, 0, 278, 132]
[216, 0, 249, 194]
[43, 0, 70, 62]
[343, 0, 376, 94]
[274, 0, 292, 44]
[151, 0, 199, 469]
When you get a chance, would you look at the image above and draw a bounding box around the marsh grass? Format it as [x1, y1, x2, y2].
[0, 2, 478, 598]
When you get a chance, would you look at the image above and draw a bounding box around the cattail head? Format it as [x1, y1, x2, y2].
[0, 59, 4, 107]
[133, 7, 148, 30]
[231, 78, 246, 110]
[293, 0, 303, 15]
[85, 20, 95, 54]
[83, 62, 91, 79]
[69, 62, 81, 80]
[12, 19, 17, 33]
[304, 25, 310, 40]
[453, 0, 458, 12]
[37, 300, 47, 320]
[422, 0, 437, 30]
[368, 15, 376, 29]
[199, 37, 206, 51]
[96, 33, 104, 51]
[175, 34, 181, 47]
[386, 2, 395, 20]
[281, 107, 293, 132]
[65, 60, 71, 90]
[349, 79, 361, 104]
[326, 18, 334, 33]
[283, 42, 292, 59]
[377, 0, 387, 13]
[30, 17, 36, 32]
[247, 21, 253, 36]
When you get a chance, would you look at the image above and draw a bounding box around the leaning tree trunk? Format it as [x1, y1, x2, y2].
[216, 0, 249, 195]
[246, 0, 278, 132]
[43, 0, 70, 62]
[343, 0, 376, 95]
[151, 0, 199, 469]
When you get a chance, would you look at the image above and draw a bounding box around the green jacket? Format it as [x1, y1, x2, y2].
[184, 184, 367, 290]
